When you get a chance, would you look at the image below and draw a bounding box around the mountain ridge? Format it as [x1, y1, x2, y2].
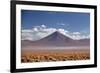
[22, 31, 90, 47]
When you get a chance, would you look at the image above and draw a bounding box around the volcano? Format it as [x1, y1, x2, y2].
[22, 31, 90, 47]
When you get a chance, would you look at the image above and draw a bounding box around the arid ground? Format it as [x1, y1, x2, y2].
[21, 48, 90, 63]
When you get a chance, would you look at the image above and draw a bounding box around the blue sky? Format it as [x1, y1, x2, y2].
[21, 10, 90, 33]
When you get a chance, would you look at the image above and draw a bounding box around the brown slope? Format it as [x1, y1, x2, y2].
[22, 31, 90, 47]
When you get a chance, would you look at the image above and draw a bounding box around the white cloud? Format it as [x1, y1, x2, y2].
[22, 25, 90, 41]
[22, 25, 56, 41]
[57, 23, 66, 26]
[60, 23, 65, 26]
[32, 27, 38, 31]
[68, 32, 90, 40]
[58, 29, 65, 32]
[43, 28, 56, 32]
[41, 24, 46, 28]
[73, 32, 80, 35]
[58, 28, 68, 35]
[57, 23, 70, 27]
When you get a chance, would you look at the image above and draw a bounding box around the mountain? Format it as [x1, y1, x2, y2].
[22, 31, 90, 47]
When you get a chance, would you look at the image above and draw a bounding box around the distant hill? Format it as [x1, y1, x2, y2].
[22, 31, 90, 47]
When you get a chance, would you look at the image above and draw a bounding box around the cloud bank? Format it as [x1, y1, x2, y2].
[22, 24, 90, 41]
